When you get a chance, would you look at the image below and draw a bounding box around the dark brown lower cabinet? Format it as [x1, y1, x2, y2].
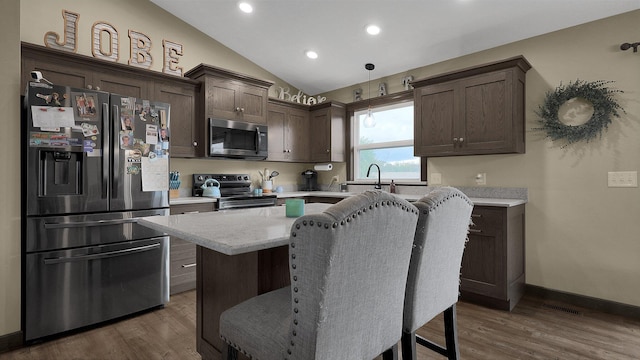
[169, 203, 215, 295]
[196, 245, 289, 360]
[460, 204, 526, 311]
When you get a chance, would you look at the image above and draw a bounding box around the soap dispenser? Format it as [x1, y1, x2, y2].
[390, 180, 396, 194]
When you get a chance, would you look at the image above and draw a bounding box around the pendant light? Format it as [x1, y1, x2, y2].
[363, 63, 376, 128]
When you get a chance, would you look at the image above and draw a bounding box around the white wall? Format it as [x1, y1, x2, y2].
[324, 11, 640, 307]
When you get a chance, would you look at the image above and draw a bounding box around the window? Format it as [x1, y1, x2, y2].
[353, 102, 419, 181]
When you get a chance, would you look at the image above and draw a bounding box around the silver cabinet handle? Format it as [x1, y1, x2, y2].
[181, 211, 199, 214]
[459, 137, 464, 143]
[181, 263, 197, 268]
[468, 229, 482, 233]
[471, 214, 482, 218]
[193, 141, 198, 147]
[453, 138, 458, 143]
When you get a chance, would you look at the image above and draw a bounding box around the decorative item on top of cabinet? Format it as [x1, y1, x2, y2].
[267, 99, 310, 162]
[169, 202, 215, 295]
[412, 55, 531, 157]
[309, 101, 346, 163]
[185, 64, 274, 125]
[460, 204, 525, 311]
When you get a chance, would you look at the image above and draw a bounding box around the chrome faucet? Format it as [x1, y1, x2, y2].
[366, 163, 382, 189]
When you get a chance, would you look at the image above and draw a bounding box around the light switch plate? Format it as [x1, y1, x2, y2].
[607, 171, 638, 187]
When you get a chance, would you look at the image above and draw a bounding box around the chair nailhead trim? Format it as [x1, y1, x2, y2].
[293, 275, 297, 281]
[309, 220, 314, 226]
[294, 308, 298, 313]
[295, 224, 300, 229]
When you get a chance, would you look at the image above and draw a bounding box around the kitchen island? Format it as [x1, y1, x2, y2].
[138, 203, 331, 360]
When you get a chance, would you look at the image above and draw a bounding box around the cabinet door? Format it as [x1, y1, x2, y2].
[414, 82, 458, 156]
[22, 57, 95, 90]
[236, 84, 268, 124]
[285, 107, 309, 162]
[205, 79, 268, 124]
[460, 207, 506, 299]
[267, 105, 287, 161]
[309, 107, 331, 162]
[205, 79, 241, 120]
[156, 81, 201, 157]
[95, 73, 152, 99]
[459, 70, 513, 154]
[309, 104, 346, 162]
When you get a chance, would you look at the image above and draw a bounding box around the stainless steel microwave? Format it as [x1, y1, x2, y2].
[209, 118, 268, 160]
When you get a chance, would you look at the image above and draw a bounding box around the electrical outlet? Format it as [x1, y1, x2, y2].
[608, 171, 638, 187]
[331, 175, 339, 183]
[475, 173, 487, 185]
[431, 173, 442, 185]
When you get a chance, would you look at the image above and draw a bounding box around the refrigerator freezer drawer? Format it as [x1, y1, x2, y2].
[25, 209, 168, 252]
[24, 237, 169, 342]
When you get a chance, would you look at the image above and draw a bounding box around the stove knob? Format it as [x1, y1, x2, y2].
[244, 175, 249, 181]
[197, 175, 204, 181]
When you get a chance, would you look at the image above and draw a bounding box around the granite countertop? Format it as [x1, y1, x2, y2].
[170, 190, 526, 208]
[275, 191, 526, 207]
[139, 203, 332, 255]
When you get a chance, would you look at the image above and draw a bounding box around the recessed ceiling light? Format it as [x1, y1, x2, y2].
[366, 25, 381, 35]
[238, 2, 253, 13]
[305, 50, 318, 59]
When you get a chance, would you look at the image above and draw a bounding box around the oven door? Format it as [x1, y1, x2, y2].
[209, 118, 268, 160]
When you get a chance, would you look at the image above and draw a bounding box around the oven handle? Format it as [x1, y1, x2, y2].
[255, 126, 261, 155]
[43, 243, 161, 265]
[44, 218, 139, 229]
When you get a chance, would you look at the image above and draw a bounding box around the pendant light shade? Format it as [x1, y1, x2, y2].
[363, 63, 376, 128]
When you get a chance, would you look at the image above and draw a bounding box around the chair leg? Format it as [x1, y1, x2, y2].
[382, 343, 398, 360]
[443, 305, 460, 360]
[401, 331, 417, 360]
[408, 304, 461, 360]
[223, 343, 238, 360]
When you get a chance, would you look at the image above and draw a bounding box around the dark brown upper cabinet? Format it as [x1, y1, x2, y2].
[412, 56, 531, 157]
[20, 42, 202, 158]
[185, 64, 274, 126]
[267, 99, 309, 162]
[309, 101, 346, 163]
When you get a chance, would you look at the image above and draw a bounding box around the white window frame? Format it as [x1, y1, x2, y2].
[352, 101, 417, 181]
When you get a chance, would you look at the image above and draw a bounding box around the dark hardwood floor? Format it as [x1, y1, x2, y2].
[2, 290, 639, 359]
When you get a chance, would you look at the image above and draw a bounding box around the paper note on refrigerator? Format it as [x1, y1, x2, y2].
[31, 106, 75, 128]
[141, 157, 169, 192]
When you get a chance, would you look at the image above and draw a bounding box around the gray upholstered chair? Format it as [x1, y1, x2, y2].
[401, 187, 474, 360]
[219, 190, 419, 360]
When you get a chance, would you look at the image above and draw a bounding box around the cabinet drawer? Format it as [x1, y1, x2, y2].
[469, 207, 502, 236]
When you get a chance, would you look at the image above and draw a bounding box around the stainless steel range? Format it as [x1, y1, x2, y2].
[192, 173, 277, 210]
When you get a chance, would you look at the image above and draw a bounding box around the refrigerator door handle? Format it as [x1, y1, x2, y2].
[44, 218, 139, 229]
[112, 104, 120, 199]
[102, 102, 110, 199]
[42, 243, 161, 265]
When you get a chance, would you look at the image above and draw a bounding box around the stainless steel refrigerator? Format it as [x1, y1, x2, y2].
[22, 82, 171, 342]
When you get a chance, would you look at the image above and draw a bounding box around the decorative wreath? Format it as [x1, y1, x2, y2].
[535, 80, 624, 146]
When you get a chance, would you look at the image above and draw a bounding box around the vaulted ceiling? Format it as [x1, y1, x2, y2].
[152, 0, 640, 95]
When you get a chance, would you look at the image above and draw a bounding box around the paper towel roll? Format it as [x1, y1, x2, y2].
[313, 163, 333, 171]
